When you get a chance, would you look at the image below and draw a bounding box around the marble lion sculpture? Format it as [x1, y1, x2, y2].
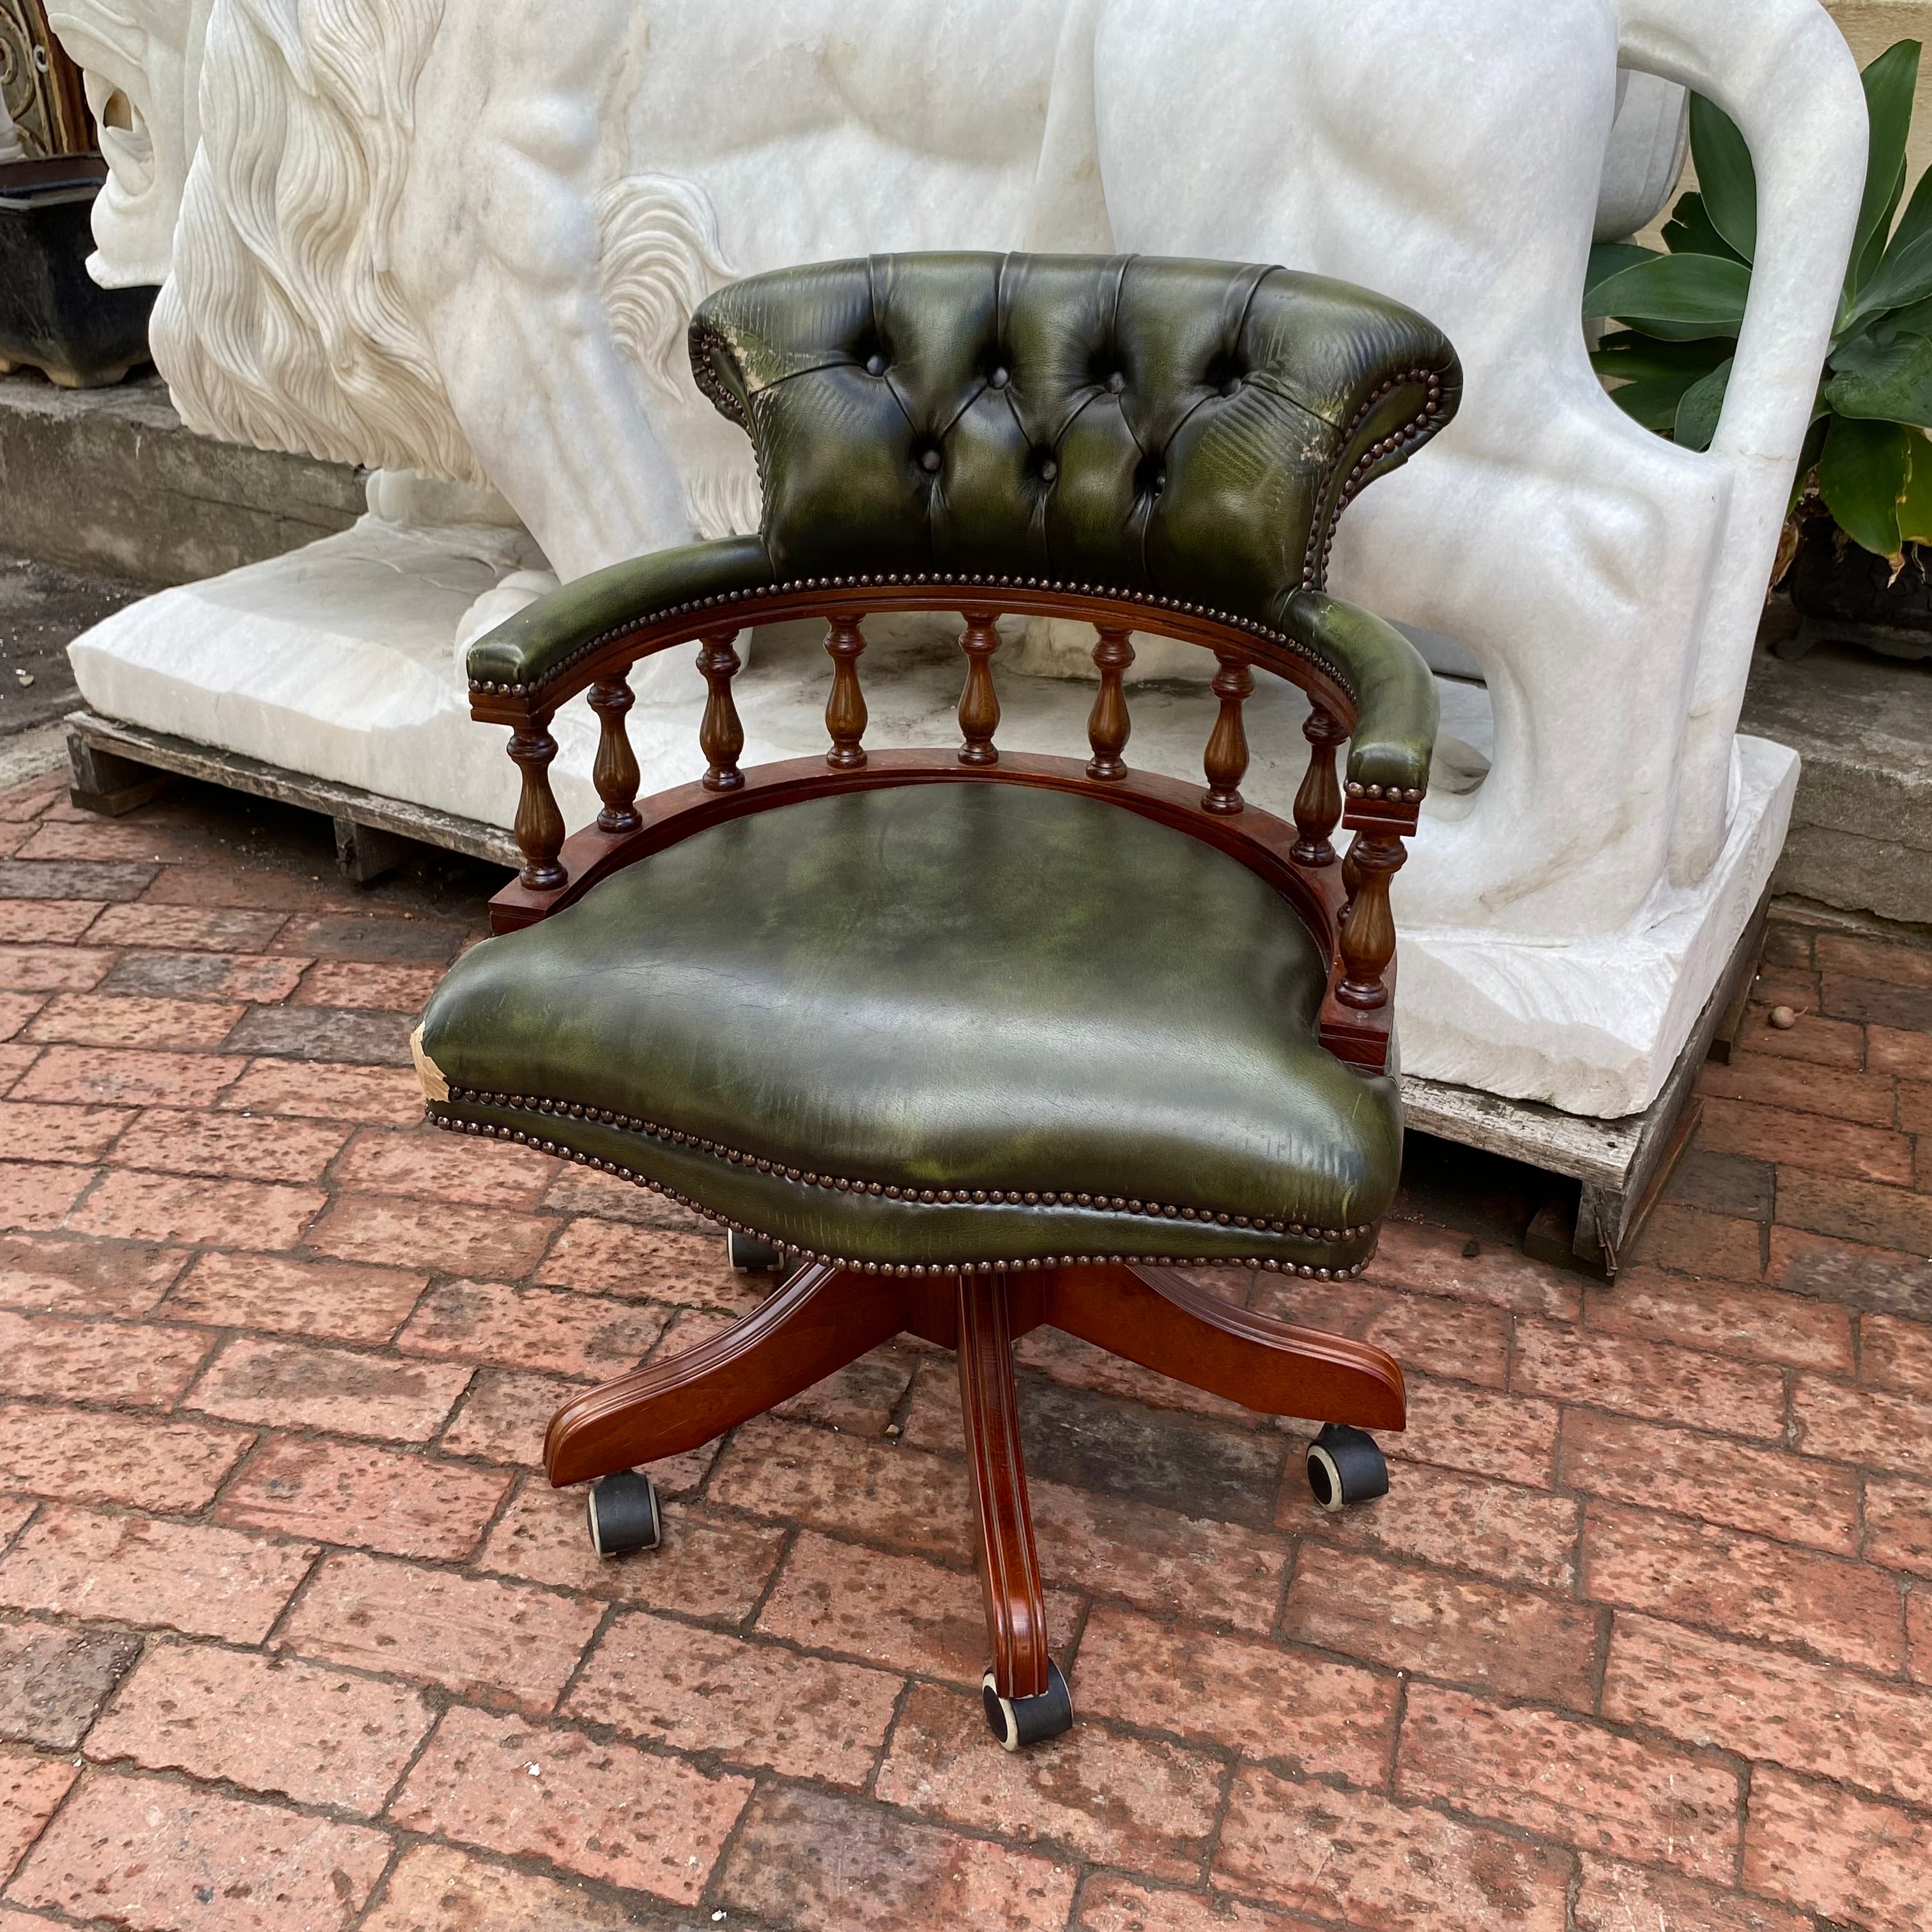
[49, 0, 1866, 1113]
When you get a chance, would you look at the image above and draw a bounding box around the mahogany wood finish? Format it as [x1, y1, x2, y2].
[544, 1261, 904, 1483]
[507, 715, 567, 891]
[471, 583, 1358, 732]
[824, 615, 869, 769]
[478, 581, 1419, 1059]
[1202, 650, 1254, 815]
[1045, 1266, 1405, 1425]
[1085, 626, 1135, 781]
[540, 1259, 1406, 1711]
[588, 677, 643, 834]
[1292, 707, 1346, 866]
[697, 629, 746, 792]
[956, 609, 1003, 767]
[956, 1273, 1052, 1701]
[1337, 834, 1405, 1011]
[491, 747, 1333, 951]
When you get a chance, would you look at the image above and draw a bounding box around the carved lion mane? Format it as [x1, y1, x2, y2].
[153, 0, 744, 525]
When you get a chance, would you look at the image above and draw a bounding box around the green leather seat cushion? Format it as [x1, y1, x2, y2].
[419, 783, 1399, 1275]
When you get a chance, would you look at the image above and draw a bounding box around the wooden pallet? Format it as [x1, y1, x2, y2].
[65, 707, 519, 882]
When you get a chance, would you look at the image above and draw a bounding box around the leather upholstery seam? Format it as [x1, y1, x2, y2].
[427, 1107, 1373, 1282]
[426, 1091, 1372, 1242]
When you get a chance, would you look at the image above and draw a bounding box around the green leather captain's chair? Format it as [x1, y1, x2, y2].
[415, 252, 1459, 1749]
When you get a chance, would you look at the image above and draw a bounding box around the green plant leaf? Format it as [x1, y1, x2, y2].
[1661, 191, 1749, 264]
[1832, 329, 1912, 372]
[1842, 226, 1932, 330]
[1586, 247, 1741, 338]
[1880, 292, 1932, 337]
[1857, 157, 1910, 291]
[1790, 417, 1830, 512]
[1827, 330, 1932, 425]
[1819, 414, 1912, 556]
[1900, 431, 1932, 543]
[1674, 358, 1734, 451]
[1590, 332, 1732, 385]
[1886, 164, 1932, 270]
[1604, 374, 1710, 434]
[1588, 253, 1751, 335]
[1688, 96, 1756, 262]
[1584, 242, 1660, 317]
[1618, 320, 1751, 342]
[1851, 42, 1922, 291]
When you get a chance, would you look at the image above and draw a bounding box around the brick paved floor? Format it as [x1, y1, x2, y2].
[0, 765, 1929, 1932]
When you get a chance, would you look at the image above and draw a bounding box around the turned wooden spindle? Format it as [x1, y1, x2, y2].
[1292, 706, 1347, 865]
[1085, 625, 1135, 780]
[1337, 833, 1407, 1009]
[508, 713, 567, 891]
[588, 674, 642, 833]
[696, 628, 745, 792]
[957, 608, 1002, 767]
[1201, 650, 1254, 814]
[824, 614, 868, 770]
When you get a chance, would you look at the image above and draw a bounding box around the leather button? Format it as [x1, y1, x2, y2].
[1220, 376, 1242, 397]
[1106, 371, 1126, 394]
[919, 448, 942, 473]
[864, 353, 886, 376]
[1036, 453, 1058, 482]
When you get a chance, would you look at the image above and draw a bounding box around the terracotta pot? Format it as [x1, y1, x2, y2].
[0, 153, 154, 387]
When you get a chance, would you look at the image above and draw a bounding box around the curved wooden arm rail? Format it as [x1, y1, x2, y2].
[478, 579, 1418, 1075]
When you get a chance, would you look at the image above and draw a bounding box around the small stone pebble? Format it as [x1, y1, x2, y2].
[1768, 1005, 1798, 1029]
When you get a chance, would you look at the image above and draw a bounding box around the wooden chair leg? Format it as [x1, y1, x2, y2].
[956, 1271, 1055, 1717]
[1043, 1264, 1406, 1430]
[544, 1261, 903, 1485]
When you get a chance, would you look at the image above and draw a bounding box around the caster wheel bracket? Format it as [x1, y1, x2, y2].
[587, 1469, 662, 1556]
[1307, 1422, 1389, 1511]
[981, 1660, 1073, 1750]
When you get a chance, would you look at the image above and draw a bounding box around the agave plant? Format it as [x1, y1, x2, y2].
[1585, 40, 1932, 564]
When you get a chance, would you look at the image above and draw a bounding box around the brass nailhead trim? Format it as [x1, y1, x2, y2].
[426, 1101, 1374, 1277]
[1301, 366, 1446, 592]
[1346, 779, 1427, 804]
[469, 572, 1351, 708]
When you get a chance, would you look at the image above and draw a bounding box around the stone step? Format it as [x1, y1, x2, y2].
[1740, 632, 1932, 928]
[0, 365, 360, 586]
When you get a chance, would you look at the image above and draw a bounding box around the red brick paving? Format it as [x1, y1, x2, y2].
[0, 770, 1929, 1930]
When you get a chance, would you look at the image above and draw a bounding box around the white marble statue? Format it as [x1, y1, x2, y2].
[49, 0, 1867, 1116]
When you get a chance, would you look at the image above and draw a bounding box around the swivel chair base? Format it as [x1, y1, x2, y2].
[557, 1248, 1403, 1747]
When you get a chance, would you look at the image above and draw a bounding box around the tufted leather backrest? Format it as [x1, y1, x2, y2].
[689, 252, 1459, 635]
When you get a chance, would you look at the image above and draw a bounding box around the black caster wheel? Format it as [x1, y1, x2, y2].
[1306, 1423, 1389, 1511]
[586, 1469, 661, 1556]
[727, 1230, 785, 1273]
[981, 1660, 1073, 1750]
